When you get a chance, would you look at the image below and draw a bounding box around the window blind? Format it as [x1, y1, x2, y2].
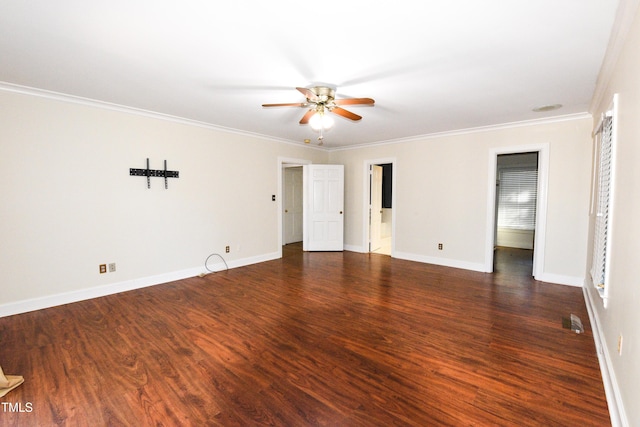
[590, 114, 614, 292]
[497, 169, 538, 230]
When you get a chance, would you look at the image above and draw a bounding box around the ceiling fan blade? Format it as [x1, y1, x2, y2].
[299, 109, 315, 124]
[296, 87, 319, 101]
[332, 107, 362, 121]
[333, 97, 375, 106]
[262, 102, 307, 107]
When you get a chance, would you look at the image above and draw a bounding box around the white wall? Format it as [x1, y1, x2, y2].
[496, 228, 534, 250]
[329, 117, 593, 283]
[0, 89, 327, 315]
[586, 3, 640, 425]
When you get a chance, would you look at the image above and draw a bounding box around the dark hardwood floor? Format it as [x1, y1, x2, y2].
[0, 244, 610, 426]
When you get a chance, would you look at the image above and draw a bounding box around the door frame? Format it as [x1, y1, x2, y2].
[363, 158, 397, 255]
[278, 157, 311, 258]
[484, 144, 549, 278]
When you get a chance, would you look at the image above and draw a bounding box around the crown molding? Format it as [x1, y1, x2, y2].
[0, 81, 328, 151]
[327, 112, 592, 152]
[1, 81, 590, 153]
[590, 0, 640, 113]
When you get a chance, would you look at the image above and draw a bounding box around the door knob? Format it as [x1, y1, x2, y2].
[285, 209, 288, 213]
[340, 211, 343, 214]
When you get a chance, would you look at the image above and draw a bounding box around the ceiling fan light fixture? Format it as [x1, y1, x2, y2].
[309, 111, 334, 131]
[262, 85, 373, 144]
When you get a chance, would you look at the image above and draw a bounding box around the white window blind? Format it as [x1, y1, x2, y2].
[590, 113, 614, 294]
[497, 169, 538, 230]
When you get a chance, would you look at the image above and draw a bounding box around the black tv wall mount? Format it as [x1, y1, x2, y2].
[130, 158, 179, 189]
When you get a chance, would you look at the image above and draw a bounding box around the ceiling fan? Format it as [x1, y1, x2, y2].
[262, 86, 374, 143]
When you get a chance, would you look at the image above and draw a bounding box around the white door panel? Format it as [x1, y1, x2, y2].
[303, 164, 344, 251]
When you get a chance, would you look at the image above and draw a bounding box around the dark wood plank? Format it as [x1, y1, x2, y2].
[0, 245, 610, 426]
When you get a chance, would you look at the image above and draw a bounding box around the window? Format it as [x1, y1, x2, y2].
[590, 94, 618, 300]
[497, 169, 538, 230]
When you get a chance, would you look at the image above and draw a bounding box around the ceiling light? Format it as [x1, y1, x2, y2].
[532, 104, 562, 112]
[309, 111, 334, 131]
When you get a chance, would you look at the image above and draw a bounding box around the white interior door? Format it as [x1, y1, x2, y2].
[283, 167, 303, 244]
[370, 165, 383, 252]
[303, 164, 344, 251]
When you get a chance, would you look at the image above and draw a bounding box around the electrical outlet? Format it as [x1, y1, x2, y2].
[99, 264, 107, 274]
[225, 245, 230, 253]
[438, 243, 443, 250]
[108, 263, 116, 273]
[618, 334, 623, 355]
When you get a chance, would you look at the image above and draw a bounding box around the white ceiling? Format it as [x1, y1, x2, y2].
[0, 1, 621, 148]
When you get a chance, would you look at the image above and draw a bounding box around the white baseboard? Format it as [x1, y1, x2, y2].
[347, 247, 584, 288]
[344, 244, 366, 253]
[534, 272, 584, 287]
[583, 287, 626, 427]
[393, 251, 486, 272]
[346, 247, 486, 272]
[0, 251, 280, 318]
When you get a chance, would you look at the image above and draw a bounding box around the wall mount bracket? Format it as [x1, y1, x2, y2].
[130, 158, 179, 189]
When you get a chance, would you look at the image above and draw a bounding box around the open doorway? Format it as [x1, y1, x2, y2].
[484, 143, 549, 280]
[278, 157, 311, 258]
[283, 166, 303, 245]
[365, 159, 395, 255]
[494, 152, 539, 276]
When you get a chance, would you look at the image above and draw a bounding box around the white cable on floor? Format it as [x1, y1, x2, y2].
[204, 253, 229, 273]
